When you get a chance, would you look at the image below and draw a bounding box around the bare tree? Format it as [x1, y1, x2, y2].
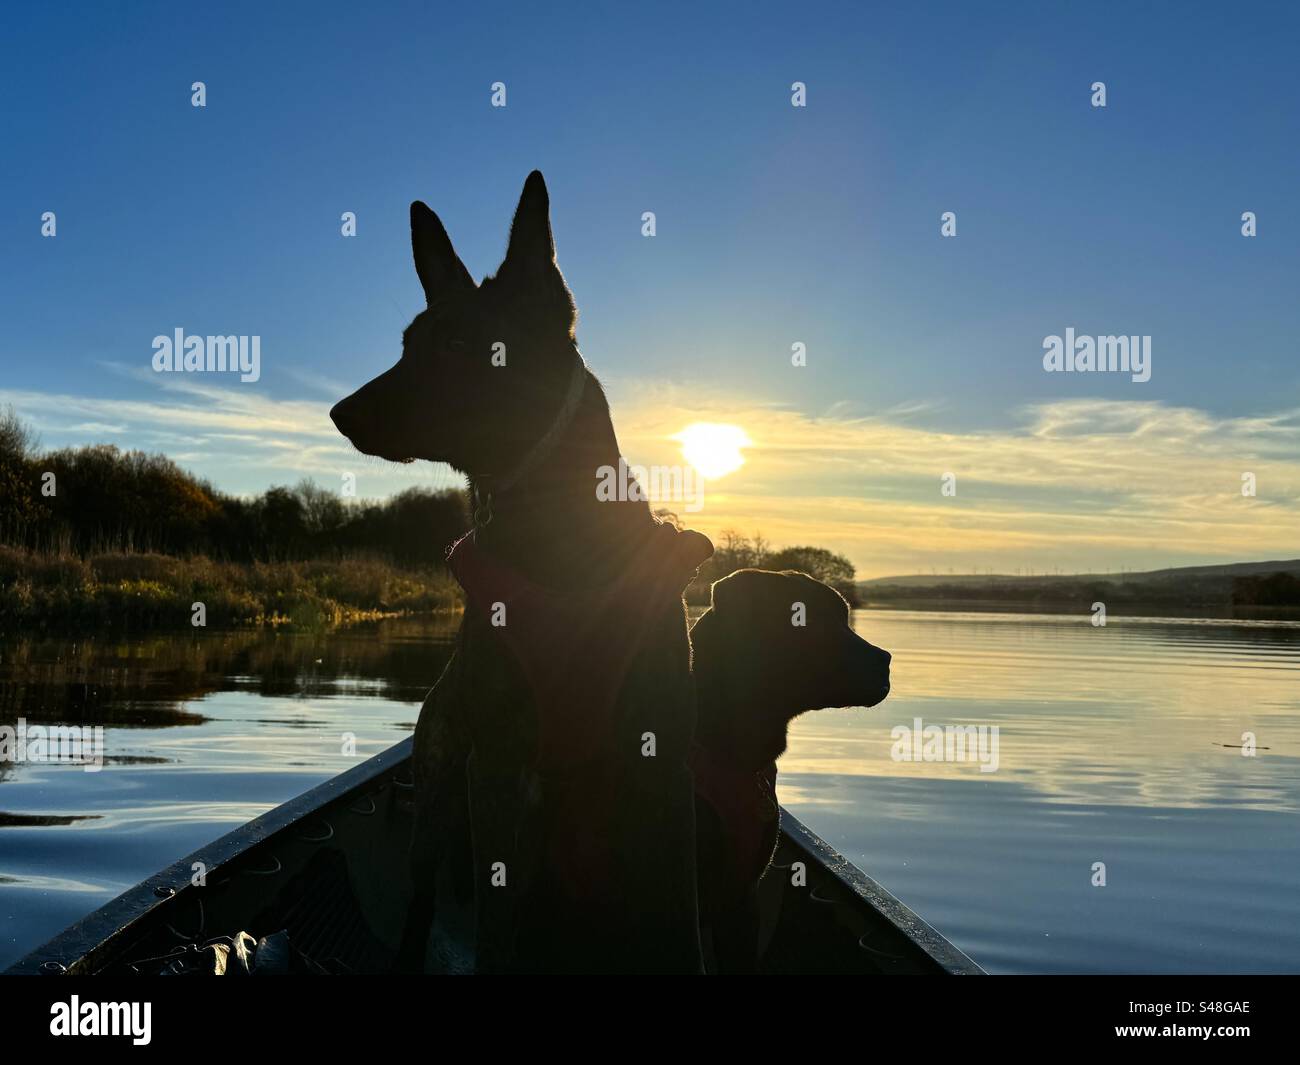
[718, 528, 754, 569]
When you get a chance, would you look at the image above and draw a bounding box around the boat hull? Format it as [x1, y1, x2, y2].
[5, 738, 982, 976]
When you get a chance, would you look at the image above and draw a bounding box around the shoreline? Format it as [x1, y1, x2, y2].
[856, 598, 1300, 625]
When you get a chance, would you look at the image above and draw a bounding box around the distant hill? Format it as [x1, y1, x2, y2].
[861, 559, 1300, 590]
[856, 559, 1300, 618]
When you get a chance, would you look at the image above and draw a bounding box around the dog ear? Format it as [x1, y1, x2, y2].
[498, 171, 577, 335]
[688, 605, 723, 670]
[410, 202, 473, 304]
[502, 171, 556, 270]
[708, 569, 757, 616]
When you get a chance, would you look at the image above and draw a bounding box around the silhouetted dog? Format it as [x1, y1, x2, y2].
[331, 173, 712, 973]
[393, 563, 888, 973]
[688, 569, 891, 972]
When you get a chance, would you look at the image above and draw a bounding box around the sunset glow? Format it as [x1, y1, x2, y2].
[674, 422, 751, 479]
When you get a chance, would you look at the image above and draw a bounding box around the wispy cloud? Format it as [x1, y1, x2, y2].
[0, 367, 463, 499]
[607, 381, 1300, 576]
[4, 369, 1297, 576]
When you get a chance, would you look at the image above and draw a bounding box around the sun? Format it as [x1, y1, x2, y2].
[673, 422, 751, 479]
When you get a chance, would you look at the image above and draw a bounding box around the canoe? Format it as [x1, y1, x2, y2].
[5, 738, 984, 975]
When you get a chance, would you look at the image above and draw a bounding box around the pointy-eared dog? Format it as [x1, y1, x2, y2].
[331, 173, 713, 973]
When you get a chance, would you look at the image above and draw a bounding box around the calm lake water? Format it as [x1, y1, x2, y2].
[1, 609, 1297, 973]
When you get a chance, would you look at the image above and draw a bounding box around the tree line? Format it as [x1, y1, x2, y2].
[1, 408, 859, 601]
[0, 408, 467, 565]
[674, 523, 859, 605]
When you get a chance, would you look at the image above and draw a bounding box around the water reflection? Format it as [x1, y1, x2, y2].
[1, 609, 1298, 974]
[778, 610, 1300, 974]
[0, 617, 458, 968]
[0, 618, 453, 729]
[780, 611, 1300, 813]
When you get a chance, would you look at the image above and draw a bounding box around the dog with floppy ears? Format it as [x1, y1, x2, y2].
[330, 172, 714, 973]
[689, 569, 891, 972]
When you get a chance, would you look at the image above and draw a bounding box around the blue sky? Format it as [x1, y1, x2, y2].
[1, 1, 1298, 575]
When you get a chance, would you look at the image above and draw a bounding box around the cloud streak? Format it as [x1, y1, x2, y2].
[608, 381, 1300, 576]
[0, 367, 463, 499]
[3, 369, 1297, 576]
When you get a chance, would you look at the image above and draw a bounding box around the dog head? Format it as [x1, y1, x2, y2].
[690, 569, 891, 763]
[330, 171, 583, 475]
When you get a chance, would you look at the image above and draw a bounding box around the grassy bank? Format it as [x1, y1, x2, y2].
[0, 546, 462, 631]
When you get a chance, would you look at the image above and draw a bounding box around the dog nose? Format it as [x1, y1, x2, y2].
[330, 397, 354, 435]
[866, 643, 890, 683]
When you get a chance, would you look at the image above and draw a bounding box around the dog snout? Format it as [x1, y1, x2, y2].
[329, 366, 420, 462]
[330, 390, 383, 453]
[329, 394, 359, 437]
[852, 639, 891, 706]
